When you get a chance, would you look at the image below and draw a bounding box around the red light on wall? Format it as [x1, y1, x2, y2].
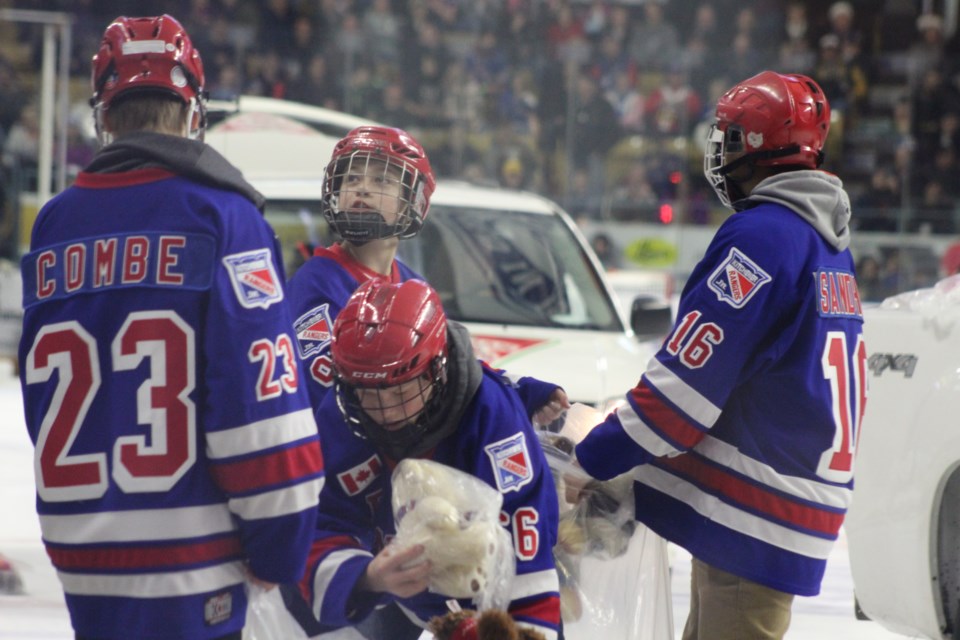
[659, 203, 674, 224]
[669, 171, 682, 184]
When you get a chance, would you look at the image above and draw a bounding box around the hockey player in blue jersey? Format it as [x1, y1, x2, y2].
[286, 125, 569, 425]
[296, 279, 561, 639]
[18, 15, 323, 640]
[574, 71, 865, 640]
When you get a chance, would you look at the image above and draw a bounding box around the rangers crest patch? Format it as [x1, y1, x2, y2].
[484, 433, 533, 493]
[708, 247, 771, 308]
[295, 304, 334, 358]
[222, 249, 283, 309]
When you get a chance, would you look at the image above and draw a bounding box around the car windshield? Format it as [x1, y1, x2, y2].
[397, 204, 622, 331]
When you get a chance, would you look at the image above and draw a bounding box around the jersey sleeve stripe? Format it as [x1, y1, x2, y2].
[644, 358, 722, 427]
[656, 455, 845, 535]
[39, 504, 235, 544]
[211, 439, 323, 494]
[45, 535, 242, 571]
[624, 382, 707, 453]
[228, 476, 323, 520]
[206, 408, 318, 459]
[311, 548, 372, 617]
[634, 465, 837, 558]
[509, 568, 560, 600]
[300, 535, 364, 603]
[56, 560, 246, 597]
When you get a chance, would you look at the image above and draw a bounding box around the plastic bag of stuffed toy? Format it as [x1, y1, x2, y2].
[242, 583, 309, 640]
[391, 458, 516, 612]
[535, 403, 675, 640]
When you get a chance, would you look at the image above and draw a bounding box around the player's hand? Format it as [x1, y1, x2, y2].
[360, 544, 431, 598]
[243, 564, 277, 591]
[532, 388, 571, 429]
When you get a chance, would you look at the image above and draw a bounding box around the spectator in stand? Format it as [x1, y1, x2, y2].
[608, 161, 658, 222]
[908, 13, 949, 83]
[288, 54, 341, 109]
[606, 67, 646, 134]
[287, 15, 324, 82]
[362, 0, 402, 65]
[244, 50, 288, 99]
[209, 63, 243, 101]
[855, 255, 885, 301]
[911, 178, 956, 234]
[911, 68, 960, 161]
[257, 0, 298, 56]
[825, 2, 863, 65]
[813, 33, 867, 120]
[778, 2, 816, 75]
[645, 66, 702, 137]
[628, 2, 680, 73]
[571, 70, 622, 200]
[855, 166, 901, 232]
[372, 81, 417, 131]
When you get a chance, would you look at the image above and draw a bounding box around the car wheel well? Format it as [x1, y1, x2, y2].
[937, 465, 960, 635]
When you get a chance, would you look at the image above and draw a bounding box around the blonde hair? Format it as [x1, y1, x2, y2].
[104, 94, 188, 137]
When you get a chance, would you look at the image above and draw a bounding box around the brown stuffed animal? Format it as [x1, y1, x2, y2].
[428, 609, 547, 640]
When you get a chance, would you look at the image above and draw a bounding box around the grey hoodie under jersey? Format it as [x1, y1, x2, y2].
[737, 170, 852, 252]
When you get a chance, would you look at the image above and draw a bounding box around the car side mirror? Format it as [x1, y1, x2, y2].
[630, 295, 673, 339]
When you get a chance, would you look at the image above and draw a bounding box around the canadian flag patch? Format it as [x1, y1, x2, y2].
[707, 247, 771, 309]
[337, 454, 383, 496]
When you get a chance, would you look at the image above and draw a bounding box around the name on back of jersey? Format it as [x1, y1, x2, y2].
[22, 232, 217, 308]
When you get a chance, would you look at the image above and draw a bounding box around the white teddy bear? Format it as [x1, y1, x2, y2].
[391, 459, 514, 606]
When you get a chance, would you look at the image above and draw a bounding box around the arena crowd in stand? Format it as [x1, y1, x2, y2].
[3, 0, 960, 295]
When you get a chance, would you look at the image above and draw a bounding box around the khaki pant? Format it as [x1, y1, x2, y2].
[681, 557, 795, 640]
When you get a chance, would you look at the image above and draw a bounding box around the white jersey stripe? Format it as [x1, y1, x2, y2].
[313, 548, 372, 618]
[617, 403, 683, 457]
[634, 465, 836, 559]
[510, 569, 560, 600]
[644, 359, 722, 428]
[229, 476, 324, 521]
[40, 504, 235, 544]
[694, 435, 852, 508]
[58, 561, 245, 597]
[206, 408, 318, 459]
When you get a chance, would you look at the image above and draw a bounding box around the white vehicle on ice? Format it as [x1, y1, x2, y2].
[847, 275, 960, 639]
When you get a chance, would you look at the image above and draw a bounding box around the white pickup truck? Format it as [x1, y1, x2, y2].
[847, 276, 960, 639]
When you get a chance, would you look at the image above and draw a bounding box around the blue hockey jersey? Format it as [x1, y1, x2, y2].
[18, 135, 324, 640]
[287, 243, 421, 410]
[287, 244, 560, 420]
[300, 330, 561, 639]
[576, 171, 865, 596]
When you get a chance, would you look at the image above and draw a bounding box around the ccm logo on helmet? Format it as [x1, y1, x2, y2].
[351, 372, 388, 380]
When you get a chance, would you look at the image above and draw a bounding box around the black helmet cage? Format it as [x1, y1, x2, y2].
[322, 151, 427, 243]
[334, 354, 448, 459]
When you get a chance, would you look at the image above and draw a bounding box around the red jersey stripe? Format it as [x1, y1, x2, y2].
[508, 594, 561, 626]
[74, 168, 175, 189]
[630, 382, 705, 449]
[658, 455, 844, 535]
[46, 535, 242, 571]
[212, 440, 323, 494]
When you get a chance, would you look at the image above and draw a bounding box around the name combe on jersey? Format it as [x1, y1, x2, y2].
[22, 232, 218, 308]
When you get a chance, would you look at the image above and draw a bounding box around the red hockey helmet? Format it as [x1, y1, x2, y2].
[91, 15, 207, 142]
[704, 71, 830, 208]
[322, 126, 436, 243]
[331, 279, 450, 459]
